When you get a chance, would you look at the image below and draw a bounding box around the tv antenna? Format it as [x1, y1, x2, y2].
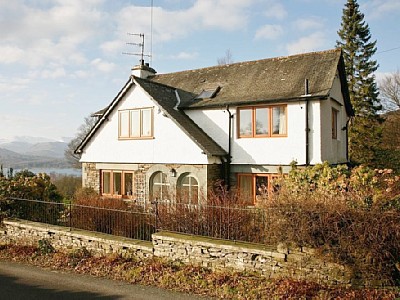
[123, 33, 151, 66]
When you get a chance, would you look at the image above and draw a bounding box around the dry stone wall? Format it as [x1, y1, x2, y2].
[0, 220, 152, 259]
[152, 232, 353, 286]
[1, 219, 353, 286]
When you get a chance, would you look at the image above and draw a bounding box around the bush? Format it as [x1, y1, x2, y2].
[265, 163, 400, 284]
[0, 170, 64, 224]
[71, 189, 155, 240]
[157, 182, 266, 243]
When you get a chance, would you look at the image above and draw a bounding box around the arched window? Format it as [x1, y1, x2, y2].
[150, 171, 169, 200]
[178, 174, 199, 205]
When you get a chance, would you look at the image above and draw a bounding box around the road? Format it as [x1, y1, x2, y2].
[0, 261, 212, 300]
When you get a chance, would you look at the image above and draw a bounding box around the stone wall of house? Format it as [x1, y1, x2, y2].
[0, 219, 358, 286]
[82, 162, 100, 191]
[0, 220, 152, 259]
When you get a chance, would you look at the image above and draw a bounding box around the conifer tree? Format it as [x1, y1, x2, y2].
[336, 0, 382, 165]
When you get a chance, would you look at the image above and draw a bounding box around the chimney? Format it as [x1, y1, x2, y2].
[131, 61, 156, 79]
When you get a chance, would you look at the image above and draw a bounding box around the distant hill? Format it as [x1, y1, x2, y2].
[0, 136, 71, 169]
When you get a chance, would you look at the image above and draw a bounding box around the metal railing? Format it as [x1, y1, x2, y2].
[1, 198, 156, 241]
[1, 197, 269, 244]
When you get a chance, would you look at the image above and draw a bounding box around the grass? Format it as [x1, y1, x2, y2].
[0, 242, 398, 300]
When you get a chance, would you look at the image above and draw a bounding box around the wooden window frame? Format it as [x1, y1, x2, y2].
[101, 170, 135, 199]
[177, 174, 199, 205]
[332, 108, 338, 139]
[150, 171, 170, 201]
[237, 173, 281, 205]
[118, 107, 154, 140]
[237, 105, 287, 138]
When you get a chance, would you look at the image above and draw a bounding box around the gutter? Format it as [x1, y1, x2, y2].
[225, 106, 233, 190]
[303, 79, 311, 166]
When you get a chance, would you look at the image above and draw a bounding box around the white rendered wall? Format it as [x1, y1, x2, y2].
[187, 102, 321, 166]
[80, 85, 210, 164]
[320, 74, 349, 164]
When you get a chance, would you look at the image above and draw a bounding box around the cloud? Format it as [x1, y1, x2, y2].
[169, 52, 199, 60]
[0, 45, 24, 64]
[255, 24, 283, 40]
[286, 32, 327, 55]
[91, 58, 116, 73]
[293, 17, 325, 31]
[263, 3, 288, 20]
[112, 0, 255, 46]
[363, 0, 400, 18]
[40, 67, 67, 79]
[0, 1, 104, 68]
[0, 77, 31, 94]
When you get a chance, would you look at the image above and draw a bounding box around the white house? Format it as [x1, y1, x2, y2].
[75, 48, 353, 205]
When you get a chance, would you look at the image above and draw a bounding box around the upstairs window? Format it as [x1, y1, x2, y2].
[119, 107, 153, 139]
[238, 105, 287, 138]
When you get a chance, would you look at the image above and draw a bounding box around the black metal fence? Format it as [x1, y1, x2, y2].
[0, 197, 269, 244]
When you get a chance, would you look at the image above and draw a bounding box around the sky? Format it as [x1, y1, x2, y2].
[1, 0, 399, 142]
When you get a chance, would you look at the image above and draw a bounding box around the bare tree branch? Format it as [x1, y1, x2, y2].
[379, 70, 400, 112]
[64, 115, 97, 169]
[217, 49, 234, 65]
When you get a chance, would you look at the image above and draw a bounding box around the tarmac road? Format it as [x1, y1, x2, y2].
[0, 260, 212, 300]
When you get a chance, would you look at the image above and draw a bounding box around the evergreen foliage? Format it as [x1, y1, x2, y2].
[336, 0, 382, 166]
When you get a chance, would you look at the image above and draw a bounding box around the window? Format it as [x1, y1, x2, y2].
[119, 107, 153, 139]
[101, 170, 134, 198]
[178, 174, 199, 205]
[238, 105, 287, 138]
[150, 172, 170, 200]
[332, 108, 338, 139]
[237, 173, 281, 205]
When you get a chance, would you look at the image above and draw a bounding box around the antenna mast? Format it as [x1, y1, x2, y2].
[123, 33, 151, 66]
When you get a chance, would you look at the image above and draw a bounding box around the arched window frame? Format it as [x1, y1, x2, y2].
[150, 171, 170, 201]
[177, 173, 199, 205]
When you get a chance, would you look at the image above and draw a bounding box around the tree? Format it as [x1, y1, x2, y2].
[217, 49, 234, 65]
[336, 0, 382, 166]
[379, 70, 400, 112]
[65, 115, 97, 168]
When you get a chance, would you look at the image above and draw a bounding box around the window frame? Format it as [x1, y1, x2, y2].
[150, 171, 170, 201]
[237, 105, 287, 138]
[118, 107, 154, 140]
[101, 170, 135, 199]
[237, 173, 281, 205]
[177, 174, 199, 205]
[332, 108, 338, 140]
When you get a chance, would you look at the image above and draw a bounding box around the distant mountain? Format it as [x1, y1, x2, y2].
[0, 141, 33, 154]
[0, 136, 71, 169]
[0, 139, 68, 158]
[0, 148, 69, 169]
[12, 136, 56, 144]
[24, 142, 67, 158]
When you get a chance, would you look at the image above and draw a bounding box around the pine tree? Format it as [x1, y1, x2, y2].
[336, 0, 382, 166]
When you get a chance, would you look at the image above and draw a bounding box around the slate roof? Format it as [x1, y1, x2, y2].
[133, 77, 227, 156]
[150, 48, 352, 114]
[76, 49, 352, 155]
